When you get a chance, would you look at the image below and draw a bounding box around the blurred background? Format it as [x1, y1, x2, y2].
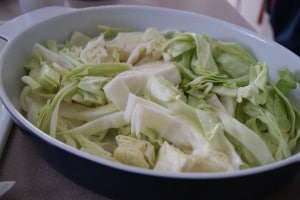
[227, 0, 299, 56]
[227, 0, 274, 39]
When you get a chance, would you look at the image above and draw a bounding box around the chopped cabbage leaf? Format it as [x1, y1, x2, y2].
[114, 135, 155, 169]
[103, 61, 181, 110]
[154, 141, 188, 172]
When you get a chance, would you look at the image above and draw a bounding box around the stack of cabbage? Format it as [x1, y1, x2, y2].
[20, 26, 300, 172]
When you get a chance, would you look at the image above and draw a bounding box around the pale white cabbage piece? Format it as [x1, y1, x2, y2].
[130, 102, 207, 150]
[154, 141, 188, 172]
[215, 109, 275, 165]
[127, 28, 166, 65]
[103, 61, 181, 110]
[154, 142, 233, 172]
[105, 32, 143, 61]
[80, 35, 112, 64]
[124, 92, 171, 123]
[59, 102, 117, 122]
[20, 86, 44, 125]
[32, 43, 74, 70]
[59, 111, 128, 136]
[76, 134, 117, 162]
[114, 135, 156, 169]
[236, 63, 268, 105]
[196, 109, 243, 170]
[183, 145, 232, 172]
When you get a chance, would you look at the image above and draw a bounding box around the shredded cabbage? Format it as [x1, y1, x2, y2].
[20, 26, 300, 172]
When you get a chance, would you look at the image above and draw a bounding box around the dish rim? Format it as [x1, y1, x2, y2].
[1, 4, 300, 179]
